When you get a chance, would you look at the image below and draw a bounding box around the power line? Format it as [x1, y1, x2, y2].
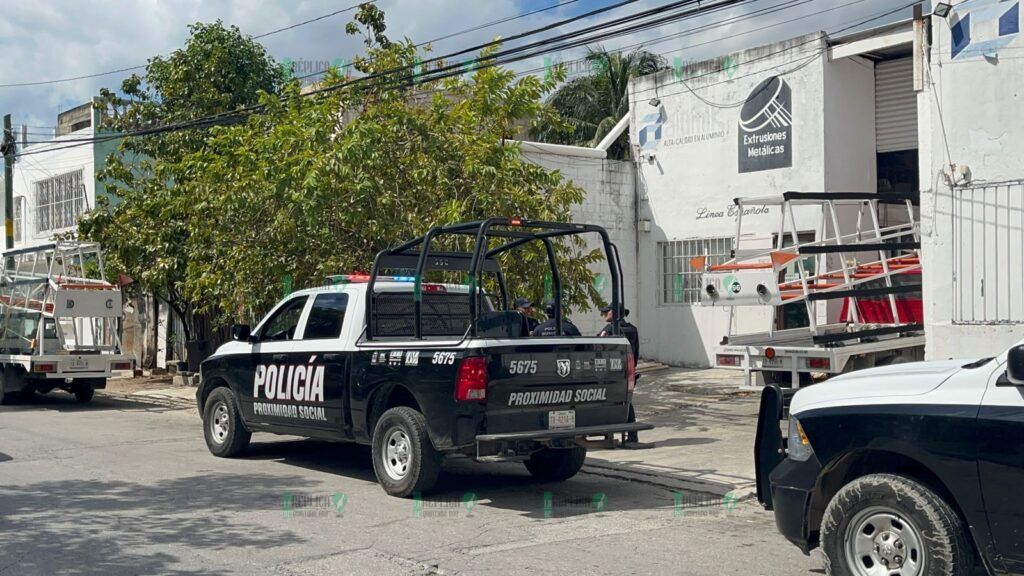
[15, 0, 888, 158]
[0, 0, 372, 89]
[634, 0, 923, 106]
[15, 0, 656, 152]
[252, 1, 370, 39]
[295, 0, 641, 81]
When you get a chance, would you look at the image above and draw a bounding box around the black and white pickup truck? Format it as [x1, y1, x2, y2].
[197, 219, 650, 497]
[755, 338, 1024, 576]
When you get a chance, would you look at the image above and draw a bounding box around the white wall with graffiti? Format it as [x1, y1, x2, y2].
[627, 32, 877, 367]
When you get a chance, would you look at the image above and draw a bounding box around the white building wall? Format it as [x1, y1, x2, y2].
[920, 8, 1024, 358]
[521, 146, 637, 336]
[628, 34, 836, 366]
[7, 109, 100, 249]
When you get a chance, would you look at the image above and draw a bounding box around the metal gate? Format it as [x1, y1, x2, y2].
[875, 57, 918, 153]
[953, 180, 1024, 324]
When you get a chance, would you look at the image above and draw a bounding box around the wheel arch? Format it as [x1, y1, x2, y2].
[809, 449, 979, 557]
[367, 383, 424, 435]
[198, 375, 231, 411]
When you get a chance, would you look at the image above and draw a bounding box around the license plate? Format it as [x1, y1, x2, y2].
[69, 357, 89, 370]
[548, 410, 575, 430]
[762, 357, 783, 368]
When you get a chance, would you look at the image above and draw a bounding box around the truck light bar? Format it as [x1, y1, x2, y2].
[328, 274, 417, 284]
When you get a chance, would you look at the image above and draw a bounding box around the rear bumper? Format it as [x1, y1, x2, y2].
[476, 421, 653, 443]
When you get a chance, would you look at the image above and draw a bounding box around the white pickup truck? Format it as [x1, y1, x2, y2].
[756, 337, 1024, 575]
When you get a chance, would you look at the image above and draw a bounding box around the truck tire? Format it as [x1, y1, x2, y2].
[74, 384, 94, 403]
[524, 446, 587, 482]
[821, 473, 974, 576]
[203, 387, 251, 457]
[371, 407, 442, 498]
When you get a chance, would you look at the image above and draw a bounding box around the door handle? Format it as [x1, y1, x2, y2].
[324, 353, 342, 361]
[272, 354, 288, 362]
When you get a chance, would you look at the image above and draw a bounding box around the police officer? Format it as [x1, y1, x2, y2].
[598, 305, 641, 443]
[531, 301, 582, 337]
[515, 297, 540, 333]
[598, 305, 639, 359]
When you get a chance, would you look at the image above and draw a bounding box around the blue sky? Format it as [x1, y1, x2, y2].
[0, 0, 922, 132]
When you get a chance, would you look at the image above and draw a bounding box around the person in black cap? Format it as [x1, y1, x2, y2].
[531, 301, 582, 337]
[598, 305, 641, 443]
[598, 305, 639, 359]
[515, 297, 540, 333]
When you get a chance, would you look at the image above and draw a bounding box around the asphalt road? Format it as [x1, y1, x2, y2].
[0, 390, 821, 576]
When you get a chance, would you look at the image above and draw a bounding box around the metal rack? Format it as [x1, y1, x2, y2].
[0, 241, 122, 355]
[696, 192, 924, 387]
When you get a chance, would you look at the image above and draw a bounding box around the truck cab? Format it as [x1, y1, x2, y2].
[198, 219, 651, 497]
[755, 338, 1024, 575]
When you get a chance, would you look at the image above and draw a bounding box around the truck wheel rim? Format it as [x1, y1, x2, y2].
[210, 402, 230, 444]
[844, 506, 924, 576]
[383, 428, 412, 481]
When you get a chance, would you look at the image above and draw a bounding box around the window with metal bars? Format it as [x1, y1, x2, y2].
[34, 169, 86, 233]
[660, 237, 733, 305]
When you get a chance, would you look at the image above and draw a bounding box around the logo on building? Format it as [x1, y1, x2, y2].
[638, 106, 666, 150]
[950, 0, 1020, 60]
[738, 77, 792, 174]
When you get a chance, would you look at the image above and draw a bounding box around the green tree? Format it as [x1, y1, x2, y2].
[532, 47, 667, 159]
[180, 6, 603, 322]
[82, 21, 285, 341]
[83, 5, 605, 342]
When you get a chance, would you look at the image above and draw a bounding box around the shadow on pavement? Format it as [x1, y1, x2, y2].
[241, 438, 378, 484]
[0, 451, 11, 463]
[0, 472, 318, 576]
[236, 439, 688, 520]
[0, 390, 190, 413]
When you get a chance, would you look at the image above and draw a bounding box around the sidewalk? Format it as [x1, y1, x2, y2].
[585, 363, 760, 500]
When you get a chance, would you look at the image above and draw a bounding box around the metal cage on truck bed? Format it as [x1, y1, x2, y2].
[363, 218, 626, 341]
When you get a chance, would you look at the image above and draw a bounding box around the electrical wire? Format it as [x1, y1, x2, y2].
[15, 0, 908, 157]
[0, 1, 373, 88]
[15, 0, 681, 153]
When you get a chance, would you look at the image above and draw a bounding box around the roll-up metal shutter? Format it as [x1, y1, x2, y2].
[875, 57, 918, 153]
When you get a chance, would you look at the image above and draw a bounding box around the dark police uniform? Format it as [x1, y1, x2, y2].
[531, 317, 582, 337]
[600, 320, 639, 359]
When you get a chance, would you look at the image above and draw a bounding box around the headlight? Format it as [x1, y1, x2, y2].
[787, 417, 814, 462]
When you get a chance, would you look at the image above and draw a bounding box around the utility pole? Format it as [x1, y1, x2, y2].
[2, 114, 15, 255]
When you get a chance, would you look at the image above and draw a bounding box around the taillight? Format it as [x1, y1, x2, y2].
[111, 361, 133, 371]
[807, 357, 831, 370]
[626, 353, 636, 394]
[455, 357, 488, 402]
[33, 363, 57, 373]
[717, 354, 741, 367]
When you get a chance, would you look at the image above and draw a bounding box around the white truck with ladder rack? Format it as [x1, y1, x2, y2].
[0, 241, 134, 404]
[696, 191, 925, 387]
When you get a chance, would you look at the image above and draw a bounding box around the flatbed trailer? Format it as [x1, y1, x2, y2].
[0, 242, 134, 404]
[698, 191, 925, 387]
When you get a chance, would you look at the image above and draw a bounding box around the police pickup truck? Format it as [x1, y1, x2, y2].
[755, 337, 1024, 575]
[197, 219, 650, 497]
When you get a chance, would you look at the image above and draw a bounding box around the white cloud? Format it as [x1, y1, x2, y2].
[0, 0, 916, 131]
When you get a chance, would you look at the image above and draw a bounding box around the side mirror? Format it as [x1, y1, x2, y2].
[231, 324, 252, 342]
[1006, 345, 1024, 385]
